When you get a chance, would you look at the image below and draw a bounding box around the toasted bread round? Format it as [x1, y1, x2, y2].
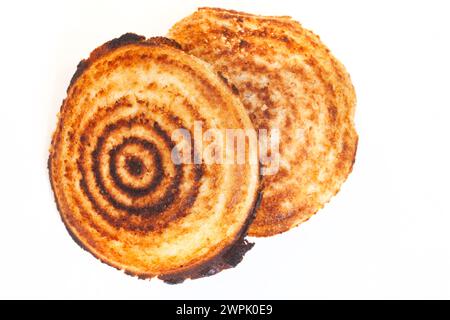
[169, 8, 358, 236]
[49, 33, 259, 282]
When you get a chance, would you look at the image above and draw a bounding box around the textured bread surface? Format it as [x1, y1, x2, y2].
[49, 33, 259, 281]
[169, 8, 358, 236]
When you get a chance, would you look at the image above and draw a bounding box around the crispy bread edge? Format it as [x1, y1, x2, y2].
[49, 33, 261, 283]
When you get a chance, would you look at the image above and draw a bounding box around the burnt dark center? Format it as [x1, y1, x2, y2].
[125, 156, 144, 176]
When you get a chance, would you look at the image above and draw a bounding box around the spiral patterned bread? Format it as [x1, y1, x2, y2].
[169, 8, 358, 236]
[49, 33, 260, 282]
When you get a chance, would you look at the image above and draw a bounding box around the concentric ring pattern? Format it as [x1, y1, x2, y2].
[169, 8, 358, 236]
[49, 34, 259, 281]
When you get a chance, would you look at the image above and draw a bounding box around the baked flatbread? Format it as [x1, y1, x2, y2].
[49, 33, 259, 281]
[170, 8, 358, 236]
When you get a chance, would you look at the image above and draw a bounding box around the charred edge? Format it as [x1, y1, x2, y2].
[158, 187, 262, 284]
[69, 33, 182, 88]
[69, 60, 89, 88]
[107, 33, 146, 50]
[159, 240, 255, 284]
[49, 154, 100, 262]
[69, 33, 145, 87]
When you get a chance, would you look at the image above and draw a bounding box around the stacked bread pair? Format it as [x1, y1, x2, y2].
[49, 8, 357, 283]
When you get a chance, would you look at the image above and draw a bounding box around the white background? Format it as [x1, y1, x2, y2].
[0, 0, 449, 299]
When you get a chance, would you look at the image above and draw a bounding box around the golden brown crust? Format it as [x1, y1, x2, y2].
[169, 8, 358, 236]
[49, 33, 260, 281]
